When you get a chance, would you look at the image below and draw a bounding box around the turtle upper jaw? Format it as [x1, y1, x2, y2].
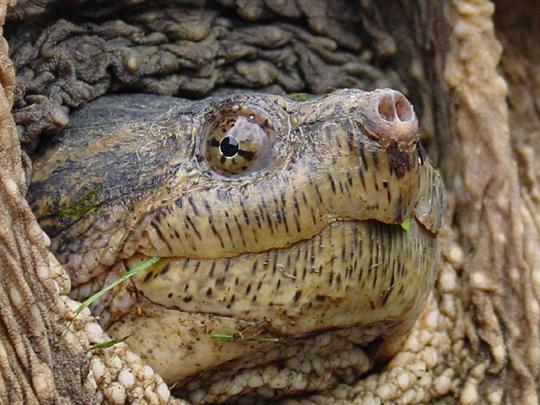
[122, 142, 424, 263]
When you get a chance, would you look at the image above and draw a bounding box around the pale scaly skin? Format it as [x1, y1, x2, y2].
[28, 89, 445, 403]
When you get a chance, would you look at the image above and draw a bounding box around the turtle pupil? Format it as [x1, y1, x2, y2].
[220, 136, 239, 157]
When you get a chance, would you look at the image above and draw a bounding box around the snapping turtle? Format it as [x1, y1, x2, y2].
[27, 89, 444, 402]
[3, 1, 540, 404]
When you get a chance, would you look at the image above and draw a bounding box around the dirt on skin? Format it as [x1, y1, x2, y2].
[0, 0, 539, 404]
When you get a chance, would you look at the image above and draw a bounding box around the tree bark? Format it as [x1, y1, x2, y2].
[1, 0, 539, 404]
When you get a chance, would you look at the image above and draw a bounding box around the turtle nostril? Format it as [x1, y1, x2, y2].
[395, 94, 414, 121]
[377, 92, 414, 123]
[377, 94, 396, 122]
[362, 89, 418, 144]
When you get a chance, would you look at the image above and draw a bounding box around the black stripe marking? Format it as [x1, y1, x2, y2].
[160, 263, 170, 276]
[185, 215, 202, 240]
[188, 196, 199, 216]
[225, 222, 235, 247]
[328, 174, 337, 193]
[358, 168, 366, 189]
[371, 150, 379, 168]
[251, 260, 258, 275]
[234, 215, 247, 246]
[239, 199, 250, 225]
[208, 217, 225, 248]
[359, 142, 368, 170]
[294, 290, 302, 303]
[293, 195, 301, 216]
[315, 185, 323, 204]
[260, 197, 274, 235]
[143, 270, 153, 283]
[151, 220, 173, 253]
[345, 120, 355, 152]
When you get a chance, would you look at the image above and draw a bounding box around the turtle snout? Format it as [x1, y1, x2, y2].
[362, 89, 418, 145]
[377, 91, 414, 125]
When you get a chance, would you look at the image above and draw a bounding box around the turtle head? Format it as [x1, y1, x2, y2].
[28, 91, 445, 397]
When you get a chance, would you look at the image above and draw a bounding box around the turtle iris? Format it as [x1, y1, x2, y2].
[205, 115, 271, 176]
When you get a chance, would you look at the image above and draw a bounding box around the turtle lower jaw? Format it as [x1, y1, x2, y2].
[107, 298, 401, 403]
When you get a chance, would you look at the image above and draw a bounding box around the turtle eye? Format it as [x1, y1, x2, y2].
[205, 115, 271, 176]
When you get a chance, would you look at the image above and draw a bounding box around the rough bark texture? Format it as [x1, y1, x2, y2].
[1, 0, 539, 404]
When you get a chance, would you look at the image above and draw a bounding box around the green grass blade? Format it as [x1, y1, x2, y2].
[211, 333, 235, 342]
[89, 336, 131, 351]
[73, 256, 161, 318]
[400, 218, 411, 231]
